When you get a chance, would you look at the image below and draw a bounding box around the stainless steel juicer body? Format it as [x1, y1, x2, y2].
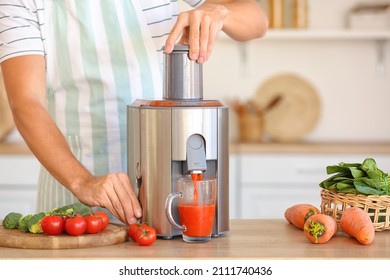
[127, 45, 229, 238]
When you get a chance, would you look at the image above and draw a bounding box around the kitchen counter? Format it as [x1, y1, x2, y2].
[1, 219, 390, 259]
[229, 142, 390, 154]
[2, 141, 390, 155]
[0, 129, 31, 155]
[0, 142, 30, 154]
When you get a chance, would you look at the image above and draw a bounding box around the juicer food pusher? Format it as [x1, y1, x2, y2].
[127, 44, 229, 238]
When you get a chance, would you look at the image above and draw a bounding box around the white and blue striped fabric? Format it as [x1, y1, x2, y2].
[0, 0, 204, 212]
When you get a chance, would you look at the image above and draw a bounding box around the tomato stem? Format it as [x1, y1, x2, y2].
[138, 229, 149, 239]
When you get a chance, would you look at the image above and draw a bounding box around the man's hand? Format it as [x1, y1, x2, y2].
[71, 172, 142, 225]
[165, 3, 228, 64]
[164, 0, 268, 63]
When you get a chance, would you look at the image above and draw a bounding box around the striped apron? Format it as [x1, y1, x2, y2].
[36, 0, 164, 213]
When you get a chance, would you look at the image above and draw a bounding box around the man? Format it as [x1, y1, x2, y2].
[0, 0, 268, 225]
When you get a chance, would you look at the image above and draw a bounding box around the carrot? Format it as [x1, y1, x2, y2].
[340, 207, 375, 245]
[284, 204, 320, 229]
[303, 214, 338, 244]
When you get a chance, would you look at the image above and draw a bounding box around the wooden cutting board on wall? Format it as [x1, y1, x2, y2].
[254, 73, 321, 142]
[0, 223, 128, 249]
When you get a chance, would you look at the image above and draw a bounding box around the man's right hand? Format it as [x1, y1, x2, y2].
[71, 172, 142, 225]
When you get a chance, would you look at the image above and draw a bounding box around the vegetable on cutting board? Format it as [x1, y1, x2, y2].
[27, 212, 46, 234]
[284, 204, 320, 229]
[51, 202, 93, 217]
[303, 214, 338, 244]
[1, 202, 101, 236]
[340, 207, 375, 245]
[18, 214, 33, 232]
[2, 212, 23, 229]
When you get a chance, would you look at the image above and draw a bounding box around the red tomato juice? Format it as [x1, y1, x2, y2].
[178, 204, 215, 237]
[191, 173, 203, 204]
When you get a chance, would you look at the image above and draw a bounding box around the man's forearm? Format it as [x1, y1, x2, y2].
[1, 56, 92, 195]
[205, 0, 268, 41]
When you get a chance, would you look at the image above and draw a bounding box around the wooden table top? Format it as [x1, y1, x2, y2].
[1, 219, 390, 260]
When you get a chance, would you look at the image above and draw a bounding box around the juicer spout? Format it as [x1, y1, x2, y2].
[186, 134, 207, 174]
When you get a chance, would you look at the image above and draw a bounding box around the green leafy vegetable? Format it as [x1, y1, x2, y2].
[320, 158, 390, 195]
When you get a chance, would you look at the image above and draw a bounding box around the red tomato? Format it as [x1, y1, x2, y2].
[134, 224, 157, 246]
[41, 215, 64, 236]
[92, 211, 109, 230]
[127, 223, 140, 242]
[62, 216, 70, 232]
[85, 215, 103, 234]
[128, 223, 157, 246]
[65, 215, 87, 236]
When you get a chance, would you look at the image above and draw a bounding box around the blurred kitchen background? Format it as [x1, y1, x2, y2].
[1, 0, 390, 220]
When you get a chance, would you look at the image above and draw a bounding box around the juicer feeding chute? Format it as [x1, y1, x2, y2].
[163, 44, 203, 100]
[127, 44, 229, 238]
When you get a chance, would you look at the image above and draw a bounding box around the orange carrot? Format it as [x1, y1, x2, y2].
[284, 204, 321, 229]
[340, 207, 375, 245]
[303, 214, 338, 244]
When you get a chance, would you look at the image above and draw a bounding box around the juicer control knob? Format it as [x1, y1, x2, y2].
[188, 135, 202, 150]
[186, 134, 207, 173]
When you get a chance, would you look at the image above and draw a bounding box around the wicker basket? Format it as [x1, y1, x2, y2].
[321, 189, 390, 232]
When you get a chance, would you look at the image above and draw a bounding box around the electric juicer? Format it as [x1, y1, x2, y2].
[127, 44, 229, 238]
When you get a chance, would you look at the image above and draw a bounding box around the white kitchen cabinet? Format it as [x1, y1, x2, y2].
[0, 155, 40, 217]
[230, 151, 390, 219]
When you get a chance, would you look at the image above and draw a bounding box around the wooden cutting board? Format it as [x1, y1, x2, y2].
[254, 73, 321, 142]
[0, 222, 128, 249]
